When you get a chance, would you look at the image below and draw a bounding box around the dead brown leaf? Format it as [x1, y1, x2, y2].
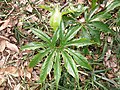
[8, 17, 18, 28]
[0, 74, 5, 86]
[6, 41, 19, 53]
[5, 66, 17, 74]
[26, 4, 33, 12]
[0, 18, 10, 31]
[0, 40, 6, 52]
[26, 71, 31, 79]
[32, 71, 39, 81]
[0, 36, 9, 41]
[0, 59, 5, 67]
[0, 66, 19, 77]
[10, 36, 17, 43]
[14, 84, 21, 90]
[77, 0, 84, 4]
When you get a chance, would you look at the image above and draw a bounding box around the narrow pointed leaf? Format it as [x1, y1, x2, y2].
[91, 11, 111, 21]
[66, 48, 92, 70]
[52, 29, 59, 46]
[65, 38, 94, 47]
[31, 28, 51, 43]
[59, 21, 64, 41]
[89, 21, 114, 34]
[21, 42, 45, 50]
[65, 25, 82, 42]
[40, 51, 54, 83]
[62, 51, 79, 82]
[29, 49, 50, 67]
[88, 5, 99, 20]
[91, 1, 120, 21]
[106, 0, 120, 13]
[54, 52, 61, 88]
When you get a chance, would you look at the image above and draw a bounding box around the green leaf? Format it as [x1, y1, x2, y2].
[62, 15, 75, 28]
[89, 21, 114, 34]
[50, 6, 62, 31]
[29, 49, 50, 67]
[65, 38, 94, 47]
[59, 21, 65, 39]
[90, 11, 111, 21]
[39, 5, 53, 12]
[62, 4, 88, 16]
[66, 48, 92, 70]
[40, 51, 54, 83]
[31, 28, 51, 43]
[62, 51, 79, 82]
[54, 52, 61, 88]
[52, 29, 59, 46]
[88, 5, 99, 21]
[91, 0, 98, 9]
[65, 25, 82, 42]
[90, 0, 120, 21]
[88, 26, 100, 45]
[81, 27, 91, 39]
[106, 0, 120, 13]
[21, 42, 45, 50]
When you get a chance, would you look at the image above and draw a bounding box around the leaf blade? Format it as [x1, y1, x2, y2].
[65, 25, 82, 42]
[62, 51, 79, 82]
[66, 48, 92, 70]
[40, 51, 54, 83]
[89, 21, 114, 34]
[31, 28, 51, 43]
[65, 38, 94, 47]
[21, 42, 45, 50]
[29, 49, 50, 67]
[54, 52, 61, 88]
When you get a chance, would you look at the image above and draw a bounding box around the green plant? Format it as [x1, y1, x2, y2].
[21, 0, 120, 89]
[21, 21, 94, 89]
